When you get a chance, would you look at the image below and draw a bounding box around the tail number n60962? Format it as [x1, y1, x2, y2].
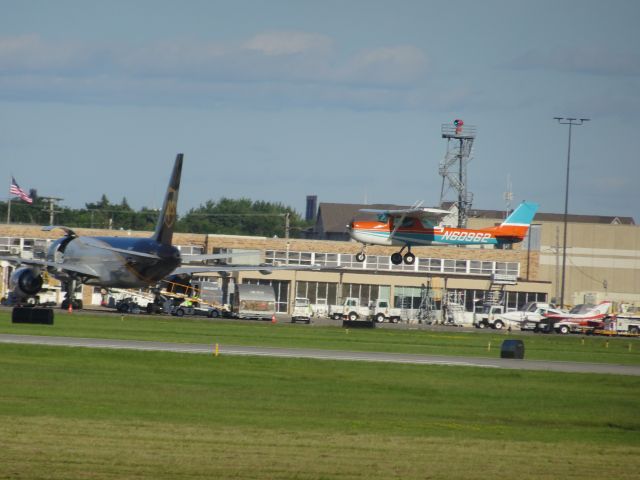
[443, 231, 491, 243]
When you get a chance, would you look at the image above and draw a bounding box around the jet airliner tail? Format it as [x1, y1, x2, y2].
[152, 153, 183, 246]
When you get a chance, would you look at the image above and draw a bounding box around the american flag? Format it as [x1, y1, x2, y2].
[9, 177, 33, 204]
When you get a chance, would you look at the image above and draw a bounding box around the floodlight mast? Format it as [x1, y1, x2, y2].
[554, 117, 590, 308]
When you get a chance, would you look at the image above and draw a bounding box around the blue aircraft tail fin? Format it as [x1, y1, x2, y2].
[152, 153, 183, 246]
[501, 201, 539, 226]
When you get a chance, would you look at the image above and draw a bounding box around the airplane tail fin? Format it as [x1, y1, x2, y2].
[595, 301, 612, 315]
[152, 153, 183, 246]
[494, 201, 539, 241]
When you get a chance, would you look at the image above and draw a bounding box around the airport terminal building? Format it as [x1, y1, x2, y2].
[1, 203, 637, 316]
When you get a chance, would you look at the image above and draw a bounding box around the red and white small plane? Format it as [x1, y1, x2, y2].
[543, 301, 612, 333]
[347, 201, 539, 265]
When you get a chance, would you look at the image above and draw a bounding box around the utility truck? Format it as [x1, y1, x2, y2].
[291, 297, 314, 324]
[473, 304, 507, 329]
[600, 315, 640, 335]
[329, 297, 402, 323]
[371, 299, 402, 323]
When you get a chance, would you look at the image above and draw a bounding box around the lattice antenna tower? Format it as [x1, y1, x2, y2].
[439, 119, 477, 228]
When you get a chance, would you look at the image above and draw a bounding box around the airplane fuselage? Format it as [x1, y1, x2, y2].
[348, 220, 520, 248]
[46, 236, 181, 288]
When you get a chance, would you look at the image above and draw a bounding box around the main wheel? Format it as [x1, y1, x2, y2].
[493, 320, 504, 330]
[403, 252, 416, 265]
[332, 313, 342, 320]
[175, 308, 185, 317]
[355, 252, 366, 262]
[391, 252, 403, 265]
[375, 313, 385, 323]
[558, 325, 570, 334]
[348, 312, 358, 321]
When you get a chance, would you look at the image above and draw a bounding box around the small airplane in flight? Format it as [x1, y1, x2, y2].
[347, 201, 539, 265]
[6, 154, 313, 309]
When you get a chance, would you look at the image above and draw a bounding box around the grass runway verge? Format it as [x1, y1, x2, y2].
[1, 343, 639, 479]
[1, 310, 639, 365]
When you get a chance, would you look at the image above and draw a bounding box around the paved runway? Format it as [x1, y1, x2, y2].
[1, 333, 639, 376]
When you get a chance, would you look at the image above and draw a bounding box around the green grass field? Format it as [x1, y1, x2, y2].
[1, 310, 639, 479]
[1, 309, 639, 365]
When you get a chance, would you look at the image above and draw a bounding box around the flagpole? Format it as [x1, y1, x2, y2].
[6, 198, 10, 224]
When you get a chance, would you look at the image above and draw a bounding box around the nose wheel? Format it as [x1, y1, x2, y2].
[355, 246, 368, 263]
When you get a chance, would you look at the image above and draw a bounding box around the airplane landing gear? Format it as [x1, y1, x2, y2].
[61, 279, 83, 310]
[391, 246, 415, 265]
[391, 252, 403, 265]
[355, 251, 366, 262]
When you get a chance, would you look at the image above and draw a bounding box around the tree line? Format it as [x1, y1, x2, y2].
[1, 194, 312, 238]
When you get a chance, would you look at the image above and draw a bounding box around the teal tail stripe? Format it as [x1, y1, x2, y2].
[502, 201, 539, 225]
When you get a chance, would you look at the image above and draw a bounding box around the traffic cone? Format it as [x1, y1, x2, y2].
[68, 301, 73, 313]
[271, 314, 277, 324]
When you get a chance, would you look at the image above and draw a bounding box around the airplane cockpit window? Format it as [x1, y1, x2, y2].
[401, 218, 415, 228]
[420, 218, 435, 228]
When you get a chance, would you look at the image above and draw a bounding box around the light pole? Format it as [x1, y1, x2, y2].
[554, 117, 590, 308]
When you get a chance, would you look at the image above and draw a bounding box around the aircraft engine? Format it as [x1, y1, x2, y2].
[10, 267, 44, 298]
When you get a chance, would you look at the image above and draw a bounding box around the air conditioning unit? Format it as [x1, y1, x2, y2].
[9, 247, 20, 255]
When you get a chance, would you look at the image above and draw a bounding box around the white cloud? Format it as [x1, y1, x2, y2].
[343, 46, 428, 85]
[0, 34, 91, 72]
[243, 31, 332, 56]
[0, 32, 437, 110]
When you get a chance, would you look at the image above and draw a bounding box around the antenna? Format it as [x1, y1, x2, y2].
[503, 174, 513, 219]
[40, 196, 64, 225]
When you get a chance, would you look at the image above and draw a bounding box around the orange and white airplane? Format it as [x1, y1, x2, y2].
[347, 201, 539, 265]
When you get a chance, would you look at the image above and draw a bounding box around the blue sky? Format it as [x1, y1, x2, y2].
[1, 0, 639, 221]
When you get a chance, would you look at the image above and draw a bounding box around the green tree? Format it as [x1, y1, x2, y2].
[2, 193, 309, 236]
[178, 197, 310, 237]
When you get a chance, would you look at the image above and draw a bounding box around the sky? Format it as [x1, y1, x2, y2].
[1, 0, 639, 222]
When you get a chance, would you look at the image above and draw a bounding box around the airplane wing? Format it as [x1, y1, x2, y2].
[357, 206, 450, 239]
[0, 255, 99, 278]
[90, 243, 161, 260]
[173, 264, 322, 275]
[359, 207, 450, 223]
[183, 251, 260, 263]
